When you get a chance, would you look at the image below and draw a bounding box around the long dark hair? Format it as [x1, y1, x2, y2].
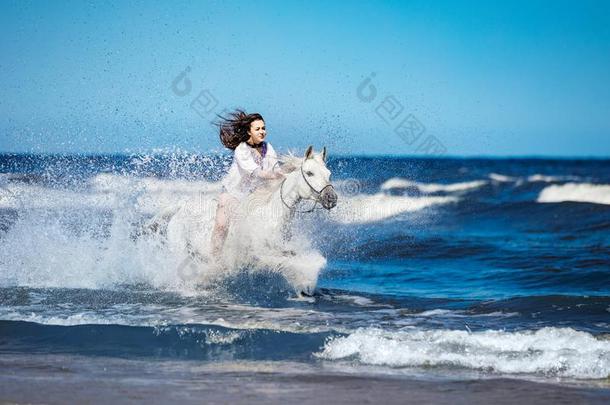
[217, 109, 264, 150]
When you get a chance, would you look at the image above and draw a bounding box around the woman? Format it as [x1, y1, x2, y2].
[211, 110, 284, 257]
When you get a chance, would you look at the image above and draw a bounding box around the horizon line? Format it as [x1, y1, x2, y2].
[1, 151, 609, 161]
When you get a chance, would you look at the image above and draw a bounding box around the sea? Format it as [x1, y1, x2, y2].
[1, 153, 609, 403]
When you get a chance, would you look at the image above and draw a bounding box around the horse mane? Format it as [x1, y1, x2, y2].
[249, 152, 304, 201]
[276, 151, 303, 174]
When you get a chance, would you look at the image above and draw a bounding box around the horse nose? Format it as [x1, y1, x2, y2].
[321, 188, 338, 209]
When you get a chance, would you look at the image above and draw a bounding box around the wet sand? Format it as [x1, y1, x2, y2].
[1, 354, 609, 405]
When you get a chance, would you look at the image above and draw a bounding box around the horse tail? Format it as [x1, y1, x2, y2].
[137, 204, 183, 238]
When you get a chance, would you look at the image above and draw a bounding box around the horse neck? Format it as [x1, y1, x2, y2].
[271, 170, 301, 214]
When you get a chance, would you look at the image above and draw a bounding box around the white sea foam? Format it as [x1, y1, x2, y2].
[0, 174, 220, 214]
[153, 325, 245, 345]
[380, 178, 487, 193]
[0, 185, 24, 209]
[316, 327, 610, 379]
[331, 193, 458, 224]
[92, 173, 220, 195]
[0, 171, 329, 293]
[334, 295, 376, 306]
[4, 183, 118, 210]
[328, 177, 474, 223]
[379, 178, 413, 190]
[415, 309, 518, 318]
[0, 176, 220, 291]
[0, 203, 191, 290]
[0, 309, 152, 327]
[0, 303, 337, 334]
[489, 173, 583, 185]
[527, 174, 582, 183]
[537, 183, 610, 205]
[488, 173, 583, 185]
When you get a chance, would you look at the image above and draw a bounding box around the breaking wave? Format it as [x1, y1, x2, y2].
[537, 183, 610, 205]
[316, 327, 610, 379]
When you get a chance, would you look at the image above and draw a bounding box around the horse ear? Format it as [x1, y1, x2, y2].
[304, 145, 314, 159]
[321, 146, 327, 162]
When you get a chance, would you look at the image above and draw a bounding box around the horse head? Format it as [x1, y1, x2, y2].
[295, 145, 338, 210]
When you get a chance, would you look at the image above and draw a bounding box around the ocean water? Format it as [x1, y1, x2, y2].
[1, 153, 609, 392]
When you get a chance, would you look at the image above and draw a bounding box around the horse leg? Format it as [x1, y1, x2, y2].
[280, 209, 295, 242]
[298, 290, 315, 298]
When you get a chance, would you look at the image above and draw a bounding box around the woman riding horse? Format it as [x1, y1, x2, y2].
[211, 110, 285, 257]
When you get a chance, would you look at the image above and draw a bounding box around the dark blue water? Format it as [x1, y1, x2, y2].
[1, 153, 609, 380]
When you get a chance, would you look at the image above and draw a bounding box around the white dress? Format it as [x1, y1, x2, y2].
[221, 141, 278, 200]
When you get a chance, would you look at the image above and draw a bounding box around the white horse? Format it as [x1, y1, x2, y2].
[147, 146, 337, 295]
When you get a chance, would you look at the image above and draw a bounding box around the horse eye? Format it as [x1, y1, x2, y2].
[306, 171, 314, 177]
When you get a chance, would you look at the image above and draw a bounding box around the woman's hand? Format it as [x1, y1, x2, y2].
[268, 168, 286, 179]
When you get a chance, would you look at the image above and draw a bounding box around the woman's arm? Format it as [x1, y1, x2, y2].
[257, 143, 284, 179]
[252, 166, 284, 179]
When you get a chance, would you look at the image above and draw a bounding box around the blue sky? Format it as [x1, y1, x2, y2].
[1, 0, 609, 156]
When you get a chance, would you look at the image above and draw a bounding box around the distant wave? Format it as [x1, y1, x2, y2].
[380, 177, 487, 193]
[537, 183, 610, 205]
[328, 177, 483, 224]
[489, 173, 584, 184]
[331, 193, 458, 224]
[316, 327, 610, 379]
[527, 174, 582, 183]
[489, 173, 519, 183]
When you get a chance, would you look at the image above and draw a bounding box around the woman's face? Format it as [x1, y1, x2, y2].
[247, 119, 266, 144]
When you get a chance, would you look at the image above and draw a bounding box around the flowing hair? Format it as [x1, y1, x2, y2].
[217, 109, 264, 150]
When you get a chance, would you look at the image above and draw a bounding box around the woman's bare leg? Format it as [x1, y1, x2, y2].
[211, 193, 238, 258]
